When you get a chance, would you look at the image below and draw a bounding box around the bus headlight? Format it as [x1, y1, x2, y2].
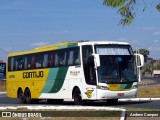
[97, 86, 109, 90]
[132, 85, 138, 89]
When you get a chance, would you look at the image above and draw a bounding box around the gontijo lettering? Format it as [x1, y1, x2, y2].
[23, 71, 43, 78]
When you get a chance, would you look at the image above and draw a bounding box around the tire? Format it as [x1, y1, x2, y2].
[17, 89, 25, 104]
[73, 88, 83, 105]
[24, 89, 39, 104]
[25, 89, 32, 104]
[47, 99, 64, 104]
[106, 99, 118, 105]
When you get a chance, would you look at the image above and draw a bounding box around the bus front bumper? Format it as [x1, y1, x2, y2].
[96, 88, 137, 100]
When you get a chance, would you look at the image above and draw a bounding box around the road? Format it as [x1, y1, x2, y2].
[0, 93, 160, 110]
[140, 77, 160, 86]
[0, 77, 159, 110]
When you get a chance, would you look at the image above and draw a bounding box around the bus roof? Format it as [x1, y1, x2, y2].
[79, 41, 130, 45]
[8, 42, 77, 57]
[8, 41, 130, 57]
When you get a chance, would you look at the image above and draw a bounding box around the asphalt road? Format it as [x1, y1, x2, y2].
[0, 77, 159, 110]
[0, 94, 160, 110]
[140, 77, 160, 86]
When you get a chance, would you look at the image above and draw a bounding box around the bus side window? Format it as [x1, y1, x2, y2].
[43, 53, 49, 67]
[56, 50, 67, 66]
[31, 56, 35, 69]
[27, 55, 32, 69]
[24, 57, 28, 70]
[48, 53, 54, 67]
[18, 57, 24, 70]
[8, 58, 11, 71]
[8, 57, 14, 71]
[36, 53, 43, 68]
[73, 48, 80, 65]
[55, 52, 58, 67]
[67, 50, 74, 65]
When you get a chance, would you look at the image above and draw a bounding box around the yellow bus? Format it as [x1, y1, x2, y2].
[6, 41, 144, 105]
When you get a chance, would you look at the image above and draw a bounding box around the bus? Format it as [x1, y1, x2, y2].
[6, 41, 144, 105]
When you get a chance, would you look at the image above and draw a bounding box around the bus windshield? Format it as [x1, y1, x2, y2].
[95, 45, 137, 83]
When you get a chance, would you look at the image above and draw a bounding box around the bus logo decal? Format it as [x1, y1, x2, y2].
[86, 90, 94, 98]
[23, 71, 44, 78]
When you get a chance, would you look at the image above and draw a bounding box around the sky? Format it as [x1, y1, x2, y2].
[0, 0, 160, 61]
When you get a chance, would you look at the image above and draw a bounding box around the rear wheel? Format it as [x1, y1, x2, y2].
[25, 89, 32, 104]
[24, 89, 39, 104]
[106, 99, 118, 105]
[17, 89, 25, 104]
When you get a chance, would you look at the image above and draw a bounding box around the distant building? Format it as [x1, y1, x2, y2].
[0, 60, 6, 80]
[0, 60, 3, 63]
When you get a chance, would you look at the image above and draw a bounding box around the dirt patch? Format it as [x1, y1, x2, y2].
[138, 86, 160, 98]
[0, 80, 6, 92]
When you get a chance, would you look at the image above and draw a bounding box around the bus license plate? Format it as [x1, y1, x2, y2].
[118, 93, 124, 96]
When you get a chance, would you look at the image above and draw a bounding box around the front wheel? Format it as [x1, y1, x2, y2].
[73, 89, 84, 105]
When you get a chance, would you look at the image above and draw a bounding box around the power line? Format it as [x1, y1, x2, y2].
[0, 48, 9, 54]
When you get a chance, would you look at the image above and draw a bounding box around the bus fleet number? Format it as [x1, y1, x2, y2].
[9, 75, 15, 78]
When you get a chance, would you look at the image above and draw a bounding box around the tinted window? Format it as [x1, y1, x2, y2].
[67, 47, 80, 66]
[8, 47, 81, 71]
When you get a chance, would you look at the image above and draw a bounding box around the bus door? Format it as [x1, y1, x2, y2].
[82, 45, 97, 100]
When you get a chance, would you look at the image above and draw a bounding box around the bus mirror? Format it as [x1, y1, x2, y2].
[134, 54, 144, 67]
[92, 54, 100, 67]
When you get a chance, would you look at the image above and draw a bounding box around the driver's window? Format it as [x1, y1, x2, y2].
[82, 45, 93, 64]
[82, 45, 96, 85]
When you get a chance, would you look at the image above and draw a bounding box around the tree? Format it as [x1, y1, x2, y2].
[139, 49, 149, 62]
[134, 49, 150, 62]
[103, 0, 160, 26]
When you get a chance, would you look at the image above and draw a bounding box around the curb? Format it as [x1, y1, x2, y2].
[0, 92, 6, 94]
[119, 98, 160, 101]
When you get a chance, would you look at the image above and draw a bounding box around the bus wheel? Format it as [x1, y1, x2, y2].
[24, 89, 32, 104]
[73, 88, 83, 105]
[106, 99, 118, 105]
[24, 89, 39, 104]
[18, 89, 25, 104]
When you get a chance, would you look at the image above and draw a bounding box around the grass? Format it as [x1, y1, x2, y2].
[0, 109, 120, 120]
[138, 86, 160, 98]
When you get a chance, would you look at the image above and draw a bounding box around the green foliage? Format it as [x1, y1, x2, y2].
[157, 3, 160, 12]
[138, 49, 149, 56]
[103, 0, 126, 8]
[103, 0, 136, 26]
[103, 0, 160, 26]
[138, 49, 149, 62]
[154, 63, 160, 70]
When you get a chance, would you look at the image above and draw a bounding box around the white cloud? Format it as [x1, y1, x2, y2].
[154, 31, 160, 35]
[31, 42, 49, 47]
[56, 31, 69, 36]
[154, 40, 158, 43]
